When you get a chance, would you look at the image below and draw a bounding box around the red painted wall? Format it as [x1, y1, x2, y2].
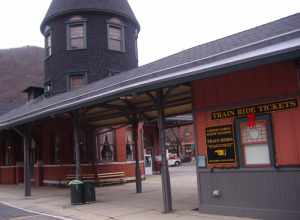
[0, 167, 16, 184]
[193, 61, 298, 109]
[192, 61, 300, 167]
[116, 127, 127, 162]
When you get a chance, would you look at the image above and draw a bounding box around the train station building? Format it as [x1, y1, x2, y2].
[0, 1, 299, 219]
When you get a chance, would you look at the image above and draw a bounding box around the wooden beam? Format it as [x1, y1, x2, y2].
[85, 96, 192, 122]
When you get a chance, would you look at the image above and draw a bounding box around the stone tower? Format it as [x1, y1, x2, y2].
[40, 0, 140, 95]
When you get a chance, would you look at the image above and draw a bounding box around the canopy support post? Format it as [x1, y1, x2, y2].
[157, 89, 173, 213]
[72, 111, 81, 180]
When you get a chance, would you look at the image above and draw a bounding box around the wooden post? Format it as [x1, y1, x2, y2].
[192, 109, 202, 209]
[23, 126, 32, 197]
[132, 117, 142, 193]
[0, 133, 3, 166]
[157, 90, 173, 213]
[72, 111, 81, 180]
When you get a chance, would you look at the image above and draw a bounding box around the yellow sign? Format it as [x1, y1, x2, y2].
[212, 99, 298, 120]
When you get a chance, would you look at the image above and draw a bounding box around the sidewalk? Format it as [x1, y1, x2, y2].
[0, 167, 255, 220]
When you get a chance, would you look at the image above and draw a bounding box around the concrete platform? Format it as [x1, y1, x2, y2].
[0, 165, 256, 220]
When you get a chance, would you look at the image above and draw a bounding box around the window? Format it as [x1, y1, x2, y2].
[126, 128, 134, 161]
[67, 21, 86, 50]
[96, 129, 115, 161]
[53, 134, 61, 163]
[45, 32, 52, 57]
[44, 81, 52, 96]
[134, 29, 138, 59]
[238, 117, 273, 166]
[4, 144, 13, 166]
[107, 18, 125, 52]
[69, 74, 86, 91]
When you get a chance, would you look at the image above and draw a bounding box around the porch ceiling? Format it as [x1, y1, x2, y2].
[82, 84, 192, 128]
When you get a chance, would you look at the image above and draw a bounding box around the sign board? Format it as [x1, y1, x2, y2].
[206, 125, 236, 164]
[197, 155, 207, 168]
[212, 99, 298, 120]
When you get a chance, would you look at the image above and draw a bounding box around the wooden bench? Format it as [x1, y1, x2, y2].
[97, 172, 126, 186]
[65, 172, 126, 186]
[65, 174, 96, 183]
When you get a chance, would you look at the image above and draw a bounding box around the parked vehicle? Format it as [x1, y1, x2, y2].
[168, 154, 181, 166]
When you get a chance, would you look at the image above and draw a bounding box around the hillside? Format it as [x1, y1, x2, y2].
[0, 46, 44, 114]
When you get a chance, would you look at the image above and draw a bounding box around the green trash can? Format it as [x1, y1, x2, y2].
[83, 182, 96, 203]
[69, 180, 84, 205]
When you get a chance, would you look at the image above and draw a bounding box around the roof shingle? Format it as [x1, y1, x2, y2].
[41, 0, 140, 32]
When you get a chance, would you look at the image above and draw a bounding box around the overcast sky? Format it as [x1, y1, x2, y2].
[0, 0, 300, 65]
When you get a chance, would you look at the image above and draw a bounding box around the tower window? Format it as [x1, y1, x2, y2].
[67, 22, 87, 50]
[107, 18, 125, 52]
[134, 29, 139, 59]
[68, 73, 87, 91]
[45, 32, 52, 57]
[44, 81, 52, 96]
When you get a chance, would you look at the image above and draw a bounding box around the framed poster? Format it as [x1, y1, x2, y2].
[206, 125, 236, 164]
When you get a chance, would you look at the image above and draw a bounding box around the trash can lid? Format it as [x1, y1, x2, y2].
[68, 180, 83, 185]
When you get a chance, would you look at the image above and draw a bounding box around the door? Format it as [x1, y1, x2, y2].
[144, 154, 153, 176]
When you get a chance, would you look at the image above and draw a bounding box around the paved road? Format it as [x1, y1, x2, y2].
[0, 203, 65, 220]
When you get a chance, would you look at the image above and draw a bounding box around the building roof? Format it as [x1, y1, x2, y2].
[1, 13, 300, 129]
[0, 102, 21, 116]
[41, 0, 140, 32]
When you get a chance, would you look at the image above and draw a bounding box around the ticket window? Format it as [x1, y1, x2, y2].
[237, 115, 275, 167]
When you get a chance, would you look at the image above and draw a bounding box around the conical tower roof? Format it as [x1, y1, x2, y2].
[41, 0, 140, 32]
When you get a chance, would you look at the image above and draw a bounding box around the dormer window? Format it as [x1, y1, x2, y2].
[107, 18, 125, 52]
[67, 16, 87, 50]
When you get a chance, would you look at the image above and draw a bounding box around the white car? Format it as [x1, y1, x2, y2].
[168, 155, 181, 167]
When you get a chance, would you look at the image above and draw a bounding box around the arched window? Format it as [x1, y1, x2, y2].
[96, 129, 115, 161]
[107, 18, 125, 52]
[66, 16, 87, 50]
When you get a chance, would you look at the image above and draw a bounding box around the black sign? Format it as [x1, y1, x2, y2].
[206, 125, 236, 164]
[212, 99, 298, 120]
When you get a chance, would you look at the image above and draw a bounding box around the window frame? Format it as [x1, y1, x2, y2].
[95, 129, 117, 162]
[235, 114, 276, 168]
[44, 81, 52, 97]
[67, 72, 88, 91]
[45, 30, 52, 58]
[107, 18, 125, 52]
[126, 127, 135, 161]
[66, 19, 87, 51]
[134, 29, 139, 60]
